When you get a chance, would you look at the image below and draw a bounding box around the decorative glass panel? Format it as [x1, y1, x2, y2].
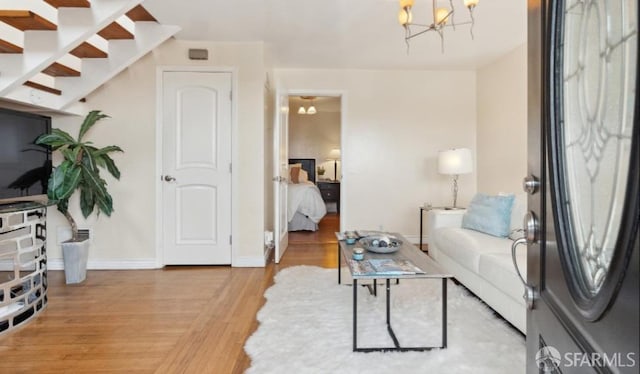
[561, 0, 636, 296]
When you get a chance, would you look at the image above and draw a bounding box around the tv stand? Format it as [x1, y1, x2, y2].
[0, 201, 43, 210]
[0, 202, 49, 335]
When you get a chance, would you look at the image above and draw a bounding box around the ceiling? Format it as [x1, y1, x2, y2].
[144, 0, 527, 70]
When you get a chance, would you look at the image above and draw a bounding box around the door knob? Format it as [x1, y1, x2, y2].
[523, 175, 540, 194]
[163, 175, 176, 182]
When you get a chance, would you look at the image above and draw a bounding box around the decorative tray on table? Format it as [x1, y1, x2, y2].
[358, 234, 403, 254]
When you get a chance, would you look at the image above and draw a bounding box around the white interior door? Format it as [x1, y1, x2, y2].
[273, 92, 289, 263]
[161, 71, 232, 265]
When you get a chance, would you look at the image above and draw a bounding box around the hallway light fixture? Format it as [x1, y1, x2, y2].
[297, 96, 317, 115]
[398, 0, 479, 53]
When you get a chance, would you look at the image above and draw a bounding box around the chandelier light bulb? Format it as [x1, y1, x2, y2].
[435, 7, 450, 25]
[399, 0, 415, 9]
[398, 8, 412, 26]
[463, 0, 479, 9]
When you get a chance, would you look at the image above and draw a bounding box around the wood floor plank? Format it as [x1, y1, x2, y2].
[0, 214, 340, 372]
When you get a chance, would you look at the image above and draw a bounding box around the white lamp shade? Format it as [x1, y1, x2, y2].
[307, 105, 317, 114]
[328, 148, 341, 160]
[298, 106, 306, 114]
[438, 148, 472, 175]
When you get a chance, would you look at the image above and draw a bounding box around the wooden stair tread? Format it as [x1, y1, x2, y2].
[24, 81, 62, 95]
[70, 42, 108, 58]
[0, 38, 23, 53]
[126, 5, 157, 22]
[98, 22, 134, 40]
[43, 0, 91, 8]
[0, 10, 57, 31]
[43, 62, 80, 77]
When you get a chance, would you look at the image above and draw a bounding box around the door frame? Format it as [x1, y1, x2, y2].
[155, 66, 238, 267]
[284, 89, 347, 233]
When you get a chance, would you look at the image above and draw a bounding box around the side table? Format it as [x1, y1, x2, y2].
[318, 181, 340, 213]
[419, 206, 464, 251]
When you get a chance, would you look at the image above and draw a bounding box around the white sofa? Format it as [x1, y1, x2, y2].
[427, 196, 527, 334]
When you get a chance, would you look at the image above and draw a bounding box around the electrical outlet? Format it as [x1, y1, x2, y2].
[264, 231, 274, 243]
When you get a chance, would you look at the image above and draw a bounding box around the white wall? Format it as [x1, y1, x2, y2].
[275, 69, 477, 240]
[289, 108, 341, 181]
[477, 44, 527, 195]
[47, 40, 267, 268]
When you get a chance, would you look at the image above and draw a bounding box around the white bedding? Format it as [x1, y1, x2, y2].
[287, 182, 327, 223]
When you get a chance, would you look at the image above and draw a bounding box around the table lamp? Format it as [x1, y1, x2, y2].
[438, 148, 472, 208]
[327, 148, 341, 181]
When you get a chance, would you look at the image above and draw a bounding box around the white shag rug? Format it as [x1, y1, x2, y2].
[244, 266, 525, 374]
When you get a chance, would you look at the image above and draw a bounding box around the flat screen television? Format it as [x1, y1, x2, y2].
[0, 108, 52, 205]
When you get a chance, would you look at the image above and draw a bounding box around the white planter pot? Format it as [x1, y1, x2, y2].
[62, 238, 90, 284]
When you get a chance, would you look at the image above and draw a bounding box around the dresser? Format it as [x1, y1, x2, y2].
[317, 181, 340, 213]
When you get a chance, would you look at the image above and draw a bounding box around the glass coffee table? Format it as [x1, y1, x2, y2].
[336, 232, 452, 352]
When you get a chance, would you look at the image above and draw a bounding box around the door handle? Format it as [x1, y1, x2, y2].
[512, 237, 537, 310]
[163, 175, 176, 182]
[272, 176, 286, 182]
[524, 211, 540, 244]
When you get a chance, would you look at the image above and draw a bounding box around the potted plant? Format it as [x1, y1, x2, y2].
[35, 110, 123, 284]
[317, 165, 326, 177]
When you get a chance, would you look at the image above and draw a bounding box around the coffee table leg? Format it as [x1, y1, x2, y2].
[442, 278, 447, 348]
[353, 278, 357, 351]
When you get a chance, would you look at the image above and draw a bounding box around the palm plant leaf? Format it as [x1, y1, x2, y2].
[94, 145, 123, 156]
[80, 145, 98, 172]
[78, 110, 109, 141]
[95, 192, 114, 217]
[48, 162, 82, 201]
[100, 154, 121, 179]
[79, 186, 95, 218]
[35, 128, 76, 150]
[80, 164, 109, 202]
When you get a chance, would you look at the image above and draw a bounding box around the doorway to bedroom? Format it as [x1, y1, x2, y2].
[287, 95, 341, 247]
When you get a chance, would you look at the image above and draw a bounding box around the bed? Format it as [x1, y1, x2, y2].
[287, 158, 327, 231]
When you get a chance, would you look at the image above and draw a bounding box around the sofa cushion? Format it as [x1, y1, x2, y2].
[462, 193, 515, 237]
[433, 227, 514, 273]
[509, 193, 527, 232]
[478, 252, 527, 305]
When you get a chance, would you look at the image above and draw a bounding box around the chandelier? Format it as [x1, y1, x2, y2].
[398, 0, 479, 52]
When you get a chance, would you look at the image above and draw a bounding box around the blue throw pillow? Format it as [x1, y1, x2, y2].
[462, 193, 515, 237]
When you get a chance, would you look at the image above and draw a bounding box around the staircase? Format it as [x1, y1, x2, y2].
[0, 0, 179, 113]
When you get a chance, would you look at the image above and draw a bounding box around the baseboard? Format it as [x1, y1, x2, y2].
[46, 258, 159, 270]
[232, 256, 266, 267]
[3, 256, 268, 270]
[263, 246, 273, 264]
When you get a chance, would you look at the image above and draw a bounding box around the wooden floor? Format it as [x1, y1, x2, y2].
[0, 214, 340, 373]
